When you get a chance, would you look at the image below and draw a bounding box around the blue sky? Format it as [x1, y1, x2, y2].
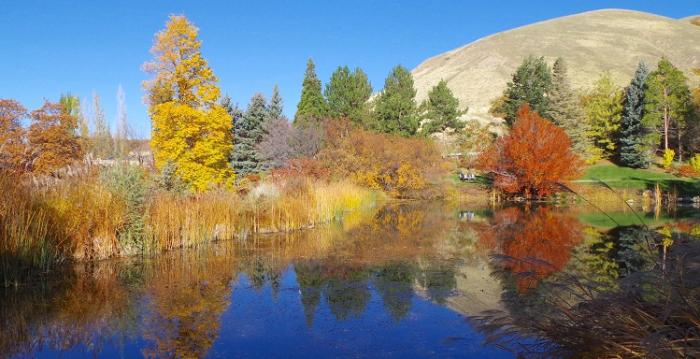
[1, 0, 699, 138]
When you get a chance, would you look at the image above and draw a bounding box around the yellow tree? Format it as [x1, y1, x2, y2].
[143, 15, 233, 191]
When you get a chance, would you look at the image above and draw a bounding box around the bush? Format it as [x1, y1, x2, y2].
[318, 120, 447, 198]
[690, 154, 700, 173]
[662, 149, 675, 170]
[478, 105, 582, 198]
[675, 164, 699, 178]
[99, 165, 150, 254]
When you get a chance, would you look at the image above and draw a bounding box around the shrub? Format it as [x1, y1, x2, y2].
[478, 105, 583, 198]
[690, 154, 700, 173]
[662, 149, 675, 170]
[99, 165, 150, 254]
[675, 164, 699, 178]
[318, 120, 446, 198]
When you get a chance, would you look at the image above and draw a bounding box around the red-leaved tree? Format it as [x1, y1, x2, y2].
[479, 105, 582, 198]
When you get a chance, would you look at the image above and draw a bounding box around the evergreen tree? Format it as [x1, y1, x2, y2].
[144, 15, 234, 191]
[373, 65, 419, 137]
[547, 58, 591, 158]
[419, 79, 466, 135]
[618, 61, 650, 168]
[582, 73, 623, 160]
[231, 93, 268, 176]
[324, 66, 372, 125]
[643, 57, 691, 160]
[268, 85, 284, 120]
[497, 56, 553, 126]
[294, 58, 327, 126]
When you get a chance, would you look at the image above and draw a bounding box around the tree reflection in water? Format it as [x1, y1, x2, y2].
[469, 206, 700, 358]
[4, 202, 693, 358]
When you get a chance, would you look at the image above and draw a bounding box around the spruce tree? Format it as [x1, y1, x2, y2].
[547, 58, 590, 158]
[419, 79, 466, 135]
[618, 61, 650, 168]
[497, 56, 552, 126]
[268, 85, 284, 120]
[373, 65, 419, 137]
[231, 93, 268, 176]
[294, 58, 327, 126]
[324, 66, 372, 125]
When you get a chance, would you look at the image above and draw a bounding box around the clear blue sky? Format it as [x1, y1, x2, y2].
[2, 0, 698, 138]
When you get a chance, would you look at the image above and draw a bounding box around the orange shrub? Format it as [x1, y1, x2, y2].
[478, 105, 582, 198]
[317, 120, 446, 198]
[674, 164, 699, 178]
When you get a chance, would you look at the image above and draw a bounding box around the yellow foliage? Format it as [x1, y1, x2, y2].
[662, 149, 675, 170]
[144, 15, 233, 191]
[689, 154, 700, 173]
[151, 103, 233, 191]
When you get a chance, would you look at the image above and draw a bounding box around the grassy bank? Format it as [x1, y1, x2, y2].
[576, 163, 700, 194]
[0, 169, 381, 286]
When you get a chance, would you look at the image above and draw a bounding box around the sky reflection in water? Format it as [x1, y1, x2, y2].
[2, 202, 697, 358]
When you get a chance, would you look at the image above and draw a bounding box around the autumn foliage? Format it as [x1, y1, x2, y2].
[478, 105, 582, 198]
[0, 99, 28, 173]
[317, 120, 446, 197]
[27, 101, 83, 174]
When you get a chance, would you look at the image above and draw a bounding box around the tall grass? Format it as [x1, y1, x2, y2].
[1, 170, 381, 284]
[146, 178, 380, 252]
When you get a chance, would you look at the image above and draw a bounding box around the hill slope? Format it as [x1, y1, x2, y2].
[412, 9, 700, 123]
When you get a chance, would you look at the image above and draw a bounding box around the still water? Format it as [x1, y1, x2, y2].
[2, 202, 698, 358]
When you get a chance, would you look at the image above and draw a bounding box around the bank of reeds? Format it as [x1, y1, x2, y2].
[146, 178, 379, 250]
[0, 170, 381, 285]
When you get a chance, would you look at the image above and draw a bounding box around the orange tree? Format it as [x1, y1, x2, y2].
[28, 101, 82, 174]
[479, 105, 582, 198]
[0, 99, 28, 173]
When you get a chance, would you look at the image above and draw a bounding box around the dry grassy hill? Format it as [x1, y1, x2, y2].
[412, 9, 700, 123]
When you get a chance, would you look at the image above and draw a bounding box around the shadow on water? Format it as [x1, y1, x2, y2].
[1, 201, 699, 357]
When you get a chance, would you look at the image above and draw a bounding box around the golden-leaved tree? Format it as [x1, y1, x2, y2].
[143, 15, 233, 191]
[28, 101, 83, 174]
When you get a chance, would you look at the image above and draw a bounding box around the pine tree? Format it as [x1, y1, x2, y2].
[618, 62, 650, 168]
[324, 66, 372, 125]
[268, 85, 284, 120]
[294, 58, 327, 126]
[547, 58, 590, 158]
[643, 57, 691, 160]
[373, 65, 419, 137]
[231, 93, 268, 176]
[419, 79, 466, 135]
[582, 73, 624, 160]
[144, 15, 233, 191]
[497, 56, 553, 126]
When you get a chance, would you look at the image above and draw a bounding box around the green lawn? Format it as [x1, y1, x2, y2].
[578, 211, 675, 228]
[575, 164, 700, 195]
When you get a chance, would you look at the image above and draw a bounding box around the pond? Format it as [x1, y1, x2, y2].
[2, 202, 699, 358]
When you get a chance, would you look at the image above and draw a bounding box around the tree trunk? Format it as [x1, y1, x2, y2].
[664, 88, 669, 151]
[678, 126, 683, 162]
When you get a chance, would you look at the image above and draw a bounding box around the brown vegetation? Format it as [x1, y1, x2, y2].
[318, 120, 447, 198]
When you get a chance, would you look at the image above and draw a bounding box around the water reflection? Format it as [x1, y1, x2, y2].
[1, 202, 698, 358]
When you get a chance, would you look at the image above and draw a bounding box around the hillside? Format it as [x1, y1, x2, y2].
[412, 9, 700, 123]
